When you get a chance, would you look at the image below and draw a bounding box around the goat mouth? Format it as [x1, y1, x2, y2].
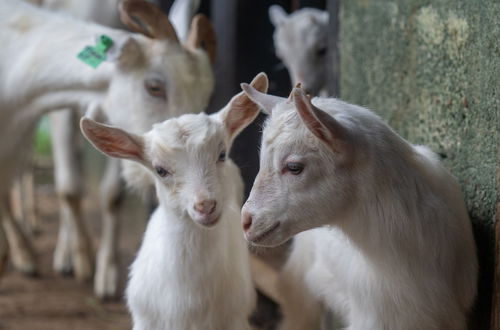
[248, 222, 280, 244]
[196, 213, 221, 228]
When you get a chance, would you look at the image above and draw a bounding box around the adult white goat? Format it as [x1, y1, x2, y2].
[240, 85, 478, 330]
[269, 5, 329, 96]
[28, 0, 129, 296]
[80, 73, 268, 330]
[32, 0, 207, 299]
[0, 0, 215, 292]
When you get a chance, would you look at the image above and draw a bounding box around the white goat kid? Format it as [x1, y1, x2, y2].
[240, 85, 478, 330]
[269, 5, 329, 96]
[0, 0, 214, 286]
[80, 73, 269, 330]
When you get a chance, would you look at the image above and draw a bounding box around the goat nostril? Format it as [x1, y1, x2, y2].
[208, 201, 216, 214]
[194, 200, 216, 215]
[241, 212, 253, 232]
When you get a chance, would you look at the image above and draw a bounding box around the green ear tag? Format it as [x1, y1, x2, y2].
[77, 35, 114, 68]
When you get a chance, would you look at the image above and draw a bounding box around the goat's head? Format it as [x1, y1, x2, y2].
[81, 73, 268, 228]
[269, 5, 328, 96]
[239, 84, 357, 246]
[103, 0, 215, 133]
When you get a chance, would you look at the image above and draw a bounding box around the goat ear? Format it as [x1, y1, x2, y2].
[169, 0, 201, 42]
[119, 0, 179, 42]
[269, 5, 287, 26]
[80, 117, 146, 163]
[293, 87, 348, 153]
[107, 36, 143, 68]
[185, 14, 216, 65]
[320, 11, 330, 23]
[241, 83, 285, 115]
[219, 72, 269, 140]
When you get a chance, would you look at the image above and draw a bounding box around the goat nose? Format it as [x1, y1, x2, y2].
[241, 211, 253, 232]
[194, 199, 216, 215]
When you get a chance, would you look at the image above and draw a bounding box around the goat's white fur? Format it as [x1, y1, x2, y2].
[80, 73, 269, 330]
[269, 5, 329, 95]
[169, 0, 201, 42]
[40, 0, 205, 299]
[0, 0, 213, 287]
[241, 87, 478, 330]
[39, 0, 124, 28]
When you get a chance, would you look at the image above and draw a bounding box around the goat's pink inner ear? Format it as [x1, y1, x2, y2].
[119, 0, 179, 42]
[186, 14, 216, 65]
[80, 118, 145, 162]
[293, 88, 347, 152]
[223, 92, 260, 139]
[240, 73, 285, 115]
[223, 72, 270, 139]
[294, 88, 331, 142]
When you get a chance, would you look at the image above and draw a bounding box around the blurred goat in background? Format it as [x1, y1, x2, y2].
[269, 5, 329, 96]
[0, 0, 215, 301]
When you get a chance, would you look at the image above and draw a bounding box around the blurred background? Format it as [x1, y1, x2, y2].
[0, 0, 498, 329]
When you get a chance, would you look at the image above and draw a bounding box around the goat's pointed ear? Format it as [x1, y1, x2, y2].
[185, 14, 216, 65]
[218, 72, 269, 141]
[269, 5, 287, 27]
[320, 11, 329, 23]
[169, 0, 201, 42]
[293, 88, 348, 153]
[80, 117, 146, 163]
[241, 83, 286, 115]
[119, 0, 179, 42]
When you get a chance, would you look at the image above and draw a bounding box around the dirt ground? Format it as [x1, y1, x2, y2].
[0, 160, 148, 330]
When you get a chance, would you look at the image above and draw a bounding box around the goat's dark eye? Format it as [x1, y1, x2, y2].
[145, 78, 167, 100]
[218, 150, 226, 162]
[155, 166, 169, 177]
[316, 46, 327, 57]
[286, 162, 304, 175]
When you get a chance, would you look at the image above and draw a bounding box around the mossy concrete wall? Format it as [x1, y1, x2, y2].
[338, 0, 499, 328]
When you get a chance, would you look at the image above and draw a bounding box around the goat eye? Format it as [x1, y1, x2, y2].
[155, 166, 169, 177]
[145, 79, 167, 100]
[285, 162, 304, 175]
[316, 46, 327, 57]
[218, 151, 226, 162]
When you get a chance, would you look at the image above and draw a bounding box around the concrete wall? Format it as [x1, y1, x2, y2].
[338, 0, 499, 328]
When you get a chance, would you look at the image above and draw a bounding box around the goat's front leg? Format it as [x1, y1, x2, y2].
[20, 167, 38, 234]
[10, 168, 38, 235]
[2, 195, 38, 276]
[95, 158, 125, 299]
[50, 110, 94, 281]
[0, 206, 9, 277]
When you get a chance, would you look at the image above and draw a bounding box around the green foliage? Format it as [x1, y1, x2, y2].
[34, 116, 51, 156]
